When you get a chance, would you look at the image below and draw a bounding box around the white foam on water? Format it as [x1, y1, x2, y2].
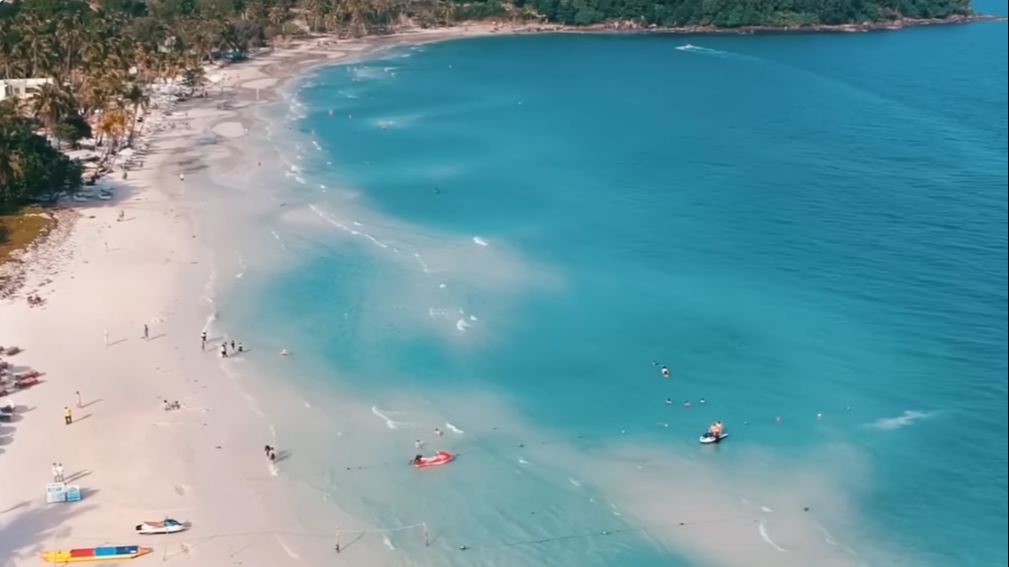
[568, 478, 582, 488]
[815, 523, 860, 556]
[202, 269, 218, 306]
[309, 204, 391, 250]
[269, 463, 279, 477]
[304, 401, 311, 408]
[350, 66, 397, 82]
[472, 236, 488, 246]
[428, 307, 452, 318]
[376, 119, 396, 129]
[758, 521, 789, 552]
[518, 458, 529, 465]
[445, 422, 464, 434]
[382, 535, 396, 550]
[414, 253, 431, 274]
[761, 506, 774, 513]
[869, 410, 931, 430]
[456, 318, 471, 332]
[438, 283, 448, 289]
[269, 229, 288, 252]
[371, 405, 412, 429]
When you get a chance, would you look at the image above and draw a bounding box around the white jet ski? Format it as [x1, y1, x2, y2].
[135, 518, 188, 534]
[699, 431, 728, 444]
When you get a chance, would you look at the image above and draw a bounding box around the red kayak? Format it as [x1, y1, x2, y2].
[412, 450, 454, 469]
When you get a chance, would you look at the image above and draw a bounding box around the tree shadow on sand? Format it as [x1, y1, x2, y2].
[0, 490, 97, 563]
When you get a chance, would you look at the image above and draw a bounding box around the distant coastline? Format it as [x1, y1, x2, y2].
[498, 12, 1004, 35]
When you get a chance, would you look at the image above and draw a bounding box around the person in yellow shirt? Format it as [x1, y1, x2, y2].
[64, 406, 72, 425]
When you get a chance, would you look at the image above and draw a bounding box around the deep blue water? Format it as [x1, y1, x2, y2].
[229, 20, 1007, 567]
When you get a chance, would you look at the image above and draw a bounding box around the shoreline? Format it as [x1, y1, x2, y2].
[2, 19, 1003, 567]
[561, 12, 1004, 34]
[1, 24, 541, 567]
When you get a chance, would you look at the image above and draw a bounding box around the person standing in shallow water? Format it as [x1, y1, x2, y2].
[661, 366, 670, 378]
[201, 331, 207, 351]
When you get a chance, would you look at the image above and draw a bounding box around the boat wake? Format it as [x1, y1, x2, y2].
[675, 44, 755, 61]
[869, 409, 932, 430]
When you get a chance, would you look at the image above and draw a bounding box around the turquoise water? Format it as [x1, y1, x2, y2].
[227, 20, 1006, 567]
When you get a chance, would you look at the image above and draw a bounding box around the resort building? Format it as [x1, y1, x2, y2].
[0, 78, 53, 102]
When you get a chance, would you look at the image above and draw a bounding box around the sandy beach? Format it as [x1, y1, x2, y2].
[4, 21, 974, 567]
[0, 25, 518, 566]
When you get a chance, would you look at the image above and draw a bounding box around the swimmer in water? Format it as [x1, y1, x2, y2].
[665, 398, 673, 405]
[434, 427, 443, 437]
[280, 348, 289, 357]
[699, 398, 706, 404]
[683, 401, 692, 408]
[414, 439, 424, 449]
[661, 366, 670, 378]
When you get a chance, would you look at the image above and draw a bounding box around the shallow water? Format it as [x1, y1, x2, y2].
[218, 22, 1006, 567]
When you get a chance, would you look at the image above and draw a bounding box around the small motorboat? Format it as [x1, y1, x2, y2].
[135, 518, 188, 534]
[699, 432, 728, 444]
[40, 545, 152, 563]
[412, 450, 454, 469]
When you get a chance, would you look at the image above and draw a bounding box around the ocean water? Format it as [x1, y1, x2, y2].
[216, 19, 1006, 567]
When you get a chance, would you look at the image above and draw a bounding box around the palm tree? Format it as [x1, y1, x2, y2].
[96, 107, 130, 161]
[123, 84, 148, 145]
[29, 83, 76, 139]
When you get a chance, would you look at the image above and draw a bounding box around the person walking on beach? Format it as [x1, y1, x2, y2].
[221, 344, 228, 358]
[179, 172, 185, 182]
[75, 390, 82, 408]
[201, 331, 207, 351]
[143, 324, 149, 340]
[230, 339, 236, 352]
[51, 462, 60, 482]
[55, 462, 64, 482]
[63, 406, 72, 425]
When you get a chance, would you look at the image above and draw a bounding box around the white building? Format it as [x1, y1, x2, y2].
[0, 78, 53, 102]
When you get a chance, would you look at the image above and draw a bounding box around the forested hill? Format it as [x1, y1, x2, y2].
[0, 0, 978, 43]
[524, 0, 973, 26]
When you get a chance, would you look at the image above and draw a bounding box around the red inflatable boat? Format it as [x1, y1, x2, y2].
[412, 450, 454, 469]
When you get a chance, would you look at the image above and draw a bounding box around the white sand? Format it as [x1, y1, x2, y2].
[0, 28, 489, 564]
[211, 121, 248, 138]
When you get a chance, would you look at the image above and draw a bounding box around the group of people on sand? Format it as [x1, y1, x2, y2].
[26, 295, 45, 307]
[263, 445, 277, 462]
[161, 399, 182, 411]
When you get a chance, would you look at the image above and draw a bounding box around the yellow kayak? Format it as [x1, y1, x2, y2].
[40, 545, 151, 563]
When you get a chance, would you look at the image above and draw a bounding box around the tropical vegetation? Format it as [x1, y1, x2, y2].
[0, 0, 976, 206]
